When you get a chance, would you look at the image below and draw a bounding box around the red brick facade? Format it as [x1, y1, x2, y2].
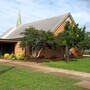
[39, 46, 65, 58]
[15, 42, 25, 54]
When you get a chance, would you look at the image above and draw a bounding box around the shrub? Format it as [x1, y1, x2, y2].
[0, 55, 3, 59]
[84, 52, 90, 55]
[4, 53, 10, 59]
[9, 54, 16, 60]
[15, 53, 27, 60]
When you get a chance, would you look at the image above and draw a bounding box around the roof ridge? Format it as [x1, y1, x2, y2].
[22, 13, 70, 26]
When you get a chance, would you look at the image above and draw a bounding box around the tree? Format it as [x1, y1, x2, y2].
[20, 26, 57, 58]
[20, 22, 86, 61]
[57, 21, 86, 63]
[77, 32, 90, 50]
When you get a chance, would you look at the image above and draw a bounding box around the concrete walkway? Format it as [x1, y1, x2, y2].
[0, 59, 90, 81]
[83, 55, 90, 57]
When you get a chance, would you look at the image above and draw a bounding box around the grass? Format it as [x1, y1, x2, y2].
[42, 58, 90, 73]
[0, 64, 88, 90]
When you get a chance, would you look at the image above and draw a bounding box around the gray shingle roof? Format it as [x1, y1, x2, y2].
[0, 13, 73, 39]
[0, 27, 13, 38]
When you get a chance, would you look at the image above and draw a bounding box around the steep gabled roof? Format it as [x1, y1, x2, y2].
[0, 13, 75, 39]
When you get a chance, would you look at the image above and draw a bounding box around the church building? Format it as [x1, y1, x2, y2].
[0, 11, 83, 58]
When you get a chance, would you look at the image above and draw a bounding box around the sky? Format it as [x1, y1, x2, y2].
[0, 0, 90, 35]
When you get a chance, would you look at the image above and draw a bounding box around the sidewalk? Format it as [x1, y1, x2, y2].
[83, 55, 90, 56]
[83, 55, 90, 58]
[0, 59, 90, 81]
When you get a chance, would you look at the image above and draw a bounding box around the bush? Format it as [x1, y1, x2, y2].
[4, 53, 10, 59]
[15, 53, 27, 60]
[84, 52, 90, 55]
[9, 54, 16, 60]
[0, 55, 3, 59]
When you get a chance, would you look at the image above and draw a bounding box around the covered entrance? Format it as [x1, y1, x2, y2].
[0, 42, 16, 55]
[0, 39, 17, 55]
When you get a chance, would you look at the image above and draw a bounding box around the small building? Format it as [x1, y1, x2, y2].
[0, 12, 77, 58]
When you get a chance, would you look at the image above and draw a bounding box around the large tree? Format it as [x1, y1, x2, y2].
[20, 26, 57, 58]
[57, 21, 86, 63]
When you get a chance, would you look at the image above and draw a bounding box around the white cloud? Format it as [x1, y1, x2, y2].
[0, 0, 90, 34]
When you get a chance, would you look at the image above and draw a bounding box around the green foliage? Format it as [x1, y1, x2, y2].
[57, 21, 86, 63]
[58, 21, 86, 48]
[77, 32, 90, 50]
[9, 54, 16, 60]
[20, 23, 86, 60]
[84, 52, 90, 55]
[15, 53, 27, 60]
[20, 26, 59, 58]
[20, 26, 56, 48]
[4, 53, 10, 59]
[20, 26, 42, 50]
[0, 55, 3, 59]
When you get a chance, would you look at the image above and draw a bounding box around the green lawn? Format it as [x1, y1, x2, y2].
[42, 58, 90, 73]
[0, 64, 88, 90]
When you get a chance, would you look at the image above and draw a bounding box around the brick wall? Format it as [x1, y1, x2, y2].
[54, 16, 74, 35]
[39, 46, 65, 58]
[15, 42, 25, 54]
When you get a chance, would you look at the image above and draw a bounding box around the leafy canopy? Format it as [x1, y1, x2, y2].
[58, 21, 86, 49]
[20, 26, 59, 50]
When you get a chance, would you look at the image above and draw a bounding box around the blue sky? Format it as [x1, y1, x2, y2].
[0, 0, 90, 34]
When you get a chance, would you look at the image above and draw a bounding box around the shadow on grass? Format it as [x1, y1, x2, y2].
[0, 67, 15, 75]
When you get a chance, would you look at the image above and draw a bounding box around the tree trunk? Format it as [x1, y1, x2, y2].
[32, 47, 37, 58]
[36, 48, 43, 58]
[25, 45, 30, 57]
[66, 46, 69, 63]
[32, 47, 43, 58]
